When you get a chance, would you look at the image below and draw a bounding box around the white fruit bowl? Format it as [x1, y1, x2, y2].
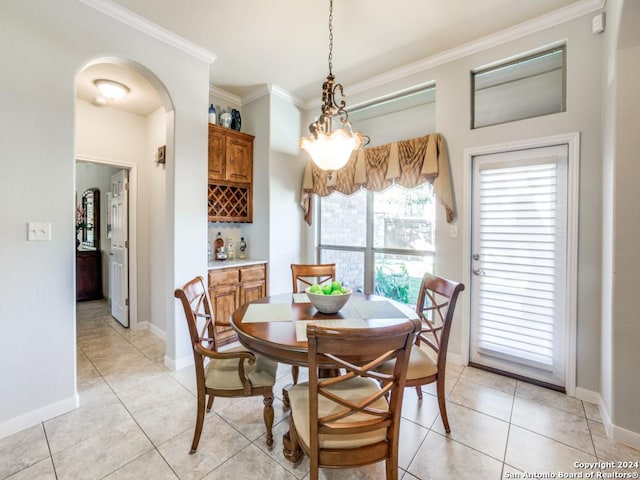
[305, 287, 352, 314]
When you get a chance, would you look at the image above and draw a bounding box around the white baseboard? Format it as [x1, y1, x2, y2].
[574, 386, 601, 404]
[0, 393, 79, 440]
[133, 321, 165, 340]
[574, 388, 640, 450]
[148, 323, 165, 341]
[612, 423, 640, 450]
[164, 354, 193, 371]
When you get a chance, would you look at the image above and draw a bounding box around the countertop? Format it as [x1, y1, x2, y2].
[207, 258, 267, 270]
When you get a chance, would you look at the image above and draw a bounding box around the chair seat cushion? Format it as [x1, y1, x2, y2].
[376, 344, 438, 380]
[288, 377, 389, 450]
[204, 346, 277, 390]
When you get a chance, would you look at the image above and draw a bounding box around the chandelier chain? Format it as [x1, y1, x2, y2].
[328, 0, 333, 75]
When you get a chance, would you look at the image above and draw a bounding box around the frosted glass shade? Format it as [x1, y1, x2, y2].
[300, 128, 363, 171]
[94, 79, 129, 101]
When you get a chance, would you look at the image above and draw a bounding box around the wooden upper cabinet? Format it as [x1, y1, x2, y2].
[208, 124, 253, 184]
[226, 135, 253, 183]
[208, 124, 255, 223]
[207, 128, 226, 180]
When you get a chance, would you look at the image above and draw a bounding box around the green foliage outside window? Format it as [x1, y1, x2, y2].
[374, 263, 410, 304]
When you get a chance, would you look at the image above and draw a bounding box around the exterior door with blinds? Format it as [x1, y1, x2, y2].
[470, 144, 568, 387]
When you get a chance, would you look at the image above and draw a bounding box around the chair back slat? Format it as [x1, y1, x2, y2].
[307, 319, 420, 442]
[415, 274, 465, 371]
[291, 263, 336, 293]
[174, 276, 219, 361]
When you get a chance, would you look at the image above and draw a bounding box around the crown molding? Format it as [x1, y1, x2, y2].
[77, 0, 217, 64]
[304, 0, 604, 110]
[209, 85, 241, 105]
[240, 85, 270, 105]
[268, 84, 305, 108]
[235, 84, 304, 108]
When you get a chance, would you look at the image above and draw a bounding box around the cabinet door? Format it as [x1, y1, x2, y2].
[208, 128, 226, 181]
[241, 280, 266, 305]
[210, 284, 239, 346]
[225, 135, 252, 183]
[76, 251, 102, 301]
[211, 284, 239, 326]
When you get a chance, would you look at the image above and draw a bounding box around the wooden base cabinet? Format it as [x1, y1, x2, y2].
[208, 263, 267, 346]
[76, 250, 102, 301]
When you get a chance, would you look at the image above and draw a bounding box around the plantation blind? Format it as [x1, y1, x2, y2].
[475, 156, 566, 371]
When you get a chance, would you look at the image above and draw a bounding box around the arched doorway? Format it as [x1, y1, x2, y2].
[75, 57, 173, 344]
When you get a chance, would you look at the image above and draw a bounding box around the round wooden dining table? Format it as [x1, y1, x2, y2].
[232, 292, 419, 459]
[230, 292, 418, 368]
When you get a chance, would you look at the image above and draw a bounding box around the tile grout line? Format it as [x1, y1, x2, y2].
[76, 303, 184, 480]
[41, 422, 60, 480]
[499, 378, 518, 477]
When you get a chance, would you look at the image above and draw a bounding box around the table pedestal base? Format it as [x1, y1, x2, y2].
[283, 428, 303, 463]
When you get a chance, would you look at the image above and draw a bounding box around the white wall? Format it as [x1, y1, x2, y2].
[300, 12, 604, 392]
[0, 0, 210, 438]
[268, 93, 304, 294]
[147, 107, 169, 336]
[239, 95, 271, 280]
[600, 0, 621, 430]
[607, 0, 640, 439]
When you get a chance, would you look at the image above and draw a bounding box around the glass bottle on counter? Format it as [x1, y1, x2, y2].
[227, 236, 235, 260]
[214, 232, 226, 260]
[238, 237, 247, 259]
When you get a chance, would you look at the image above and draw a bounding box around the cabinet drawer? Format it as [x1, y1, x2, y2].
[208, 268, 239, 286]
[240, 265, 265, 282]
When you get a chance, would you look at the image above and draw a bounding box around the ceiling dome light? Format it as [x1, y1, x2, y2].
[300, 0, 367, 171]
[93, 79, 130, 101]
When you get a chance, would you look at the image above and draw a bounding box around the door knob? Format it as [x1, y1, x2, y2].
[473, 268, 486, 276]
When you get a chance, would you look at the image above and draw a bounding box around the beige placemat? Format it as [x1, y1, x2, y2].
[242, 303, 293, 323]
[350, 299, 412, 320]
[295, 319, 367, 342]
[292, 293, 310, 303]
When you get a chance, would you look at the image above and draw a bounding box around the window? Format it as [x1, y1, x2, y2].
[319, 183, 435, 306]
[317, 85, 437, 306]
[472, 46, 565, 129]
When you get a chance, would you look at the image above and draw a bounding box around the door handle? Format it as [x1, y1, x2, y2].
[473, 268, 486, 276]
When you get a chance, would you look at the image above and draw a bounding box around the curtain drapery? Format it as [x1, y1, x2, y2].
[300, 133, 455, 225]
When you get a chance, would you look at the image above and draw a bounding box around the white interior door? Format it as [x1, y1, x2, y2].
[109, 169, 129, 327]
[469, 144, 569, 388]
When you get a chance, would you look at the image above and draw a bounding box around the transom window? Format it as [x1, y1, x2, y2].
[472, 46, 566, 129]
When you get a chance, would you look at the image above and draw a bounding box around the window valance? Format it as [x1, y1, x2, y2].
[300, 133, 455, 225]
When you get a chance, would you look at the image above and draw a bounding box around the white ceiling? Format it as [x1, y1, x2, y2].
[77, 0, 591, 115]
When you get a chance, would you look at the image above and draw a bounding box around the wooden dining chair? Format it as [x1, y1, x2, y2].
[174, 275, 277, 453]
[283, 318, 420, 480]
[376, 273, 464, 433]
[291, 263, 336, 295]
[289, 263, 336, 385]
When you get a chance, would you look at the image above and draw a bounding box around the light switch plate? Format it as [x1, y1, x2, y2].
[450, 225, 459, 238]
[27, 222, 51, 241]
[592, 12, 605, 34]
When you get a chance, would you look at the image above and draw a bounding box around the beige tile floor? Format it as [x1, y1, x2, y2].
[2, 300, 639, 480]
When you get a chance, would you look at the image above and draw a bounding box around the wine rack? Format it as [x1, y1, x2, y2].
[208, 183, 253, 223]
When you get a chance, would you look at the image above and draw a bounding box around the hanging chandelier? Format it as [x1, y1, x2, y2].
[300, 0, 364, 171]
